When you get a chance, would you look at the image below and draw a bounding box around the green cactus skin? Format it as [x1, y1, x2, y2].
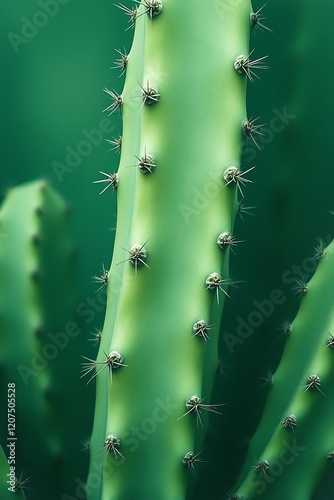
[87, 1, 252, 498]
[195, 0, 334, 496]
[2, 1, 334, 499]
[0, 180, 86, 499]
[87, 3, 146, 498]
[236, 339, 334, 499]
[233, 239, 334, 498]
[235, 335, 334, 499]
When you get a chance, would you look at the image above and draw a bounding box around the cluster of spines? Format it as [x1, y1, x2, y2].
[233, 235, 334, 497]
[88, 0, 271, 495]
[88, 0, 166, 473]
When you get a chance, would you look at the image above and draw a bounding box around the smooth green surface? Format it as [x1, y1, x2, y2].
[87, 5, 146, 499]
[2, 0, 334, 499]
[0, 181, 88, 499]
[89, 0, 250, 498]
[237, 311, 334, 499]
[235, 239, 334, 491]
[201, 1, 334, 496]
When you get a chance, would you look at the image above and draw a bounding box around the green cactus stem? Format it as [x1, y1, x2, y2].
[87, 1, 253, 498]
[0, 180, 86, 499]
[234, 237, 334, 498]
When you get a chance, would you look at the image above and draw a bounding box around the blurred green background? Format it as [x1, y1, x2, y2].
[0, 2, 130, 497]
[2, 0, 334, 374]
[2, 1, 334, 498]
[0, 0, 131, 300]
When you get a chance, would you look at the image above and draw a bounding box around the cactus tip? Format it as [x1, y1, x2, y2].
[234, 51, 269, 82]
[135, 0, 163, 19]
[327, 333, 334, 349]
[119, 241, 149, 272]
[182, 450, 206, 473]
[106, 135, 122, 153]
[192, 320, 211, 342]
[92, 264, 109, 292]
[217, 232, 243, 253]
[140, 81, 160, 105]
[303, 374, 325, 396]
[81, 350, 125, 384]
[111, 48, 128, 77]
[253, 459, 269, 477]
[103, 88, 123, 115]
[242, 117, 265, 150]
[93, 172, 119, 195]
[250, 4, 272, 33]
[179, 395, 224, 427]
[282, 414, 298, 431]
[104, 434, 124, 460]
[223, 166, 255, 197]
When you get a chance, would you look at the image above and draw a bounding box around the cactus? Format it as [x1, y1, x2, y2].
[87, 0, 255, 498]
[85, 1, 334, 499]
[233, 238, 334, 498]
[0, 181, 90, 499]
[2, 0, 334, 499]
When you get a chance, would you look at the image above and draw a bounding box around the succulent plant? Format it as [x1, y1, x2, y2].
[1, 1, 334, 499]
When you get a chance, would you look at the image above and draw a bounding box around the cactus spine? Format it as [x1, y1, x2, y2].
[88, 1, 252, 498]
[2, 1, 334, 499]
[234, 238, 334, 498]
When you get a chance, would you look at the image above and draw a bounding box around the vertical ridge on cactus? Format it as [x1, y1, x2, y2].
[87, 1, 251, 497]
